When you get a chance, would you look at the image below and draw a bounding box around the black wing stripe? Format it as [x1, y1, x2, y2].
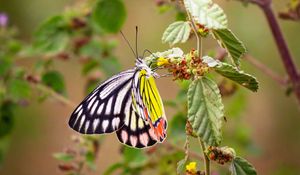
[116, 99, 158, 148]
[68, 69, 135, 134]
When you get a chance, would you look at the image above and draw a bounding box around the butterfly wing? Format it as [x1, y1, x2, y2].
[69, 67, 167, 149]
[116, 97, 158, 148]
[131, 69, 167, 143]
[68, 69, 135, 134]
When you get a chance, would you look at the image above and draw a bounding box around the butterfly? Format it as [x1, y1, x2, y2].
[68, 31, 167, 149]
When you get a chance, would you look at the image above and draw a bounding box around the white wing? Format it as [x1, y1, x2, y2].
[68, 69, 135, 134]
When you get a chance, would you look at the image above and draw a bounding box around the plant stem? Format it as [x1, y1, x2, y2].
[186, 11, 200, 55]
[250, 0, 300, 104]
[244, 54, 288, 86]
[184, 135, 190, 161]
[163, 141, 203, 160]
[198, 137, 210, 175]
[36, 84, 76, 108]
[200, 37, 203, 59]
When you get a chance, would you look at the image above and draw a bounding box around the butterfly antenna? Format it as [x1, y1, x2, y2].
[120, 30, 137, 58]
[135, 26, 139, 58]
[143, 49, 158, 59]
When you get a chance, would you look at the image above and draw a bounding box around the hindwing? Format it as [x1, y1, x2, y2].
[116, 97, 158, 148]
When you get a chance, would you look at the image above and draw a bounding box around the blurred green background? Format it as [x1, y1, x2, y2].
[0, 0, 300, 174]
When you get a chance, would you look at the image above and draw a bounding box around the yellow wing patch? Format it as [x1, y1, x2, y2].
[139, 70, 164, 122]
[138, 69, 167, 142]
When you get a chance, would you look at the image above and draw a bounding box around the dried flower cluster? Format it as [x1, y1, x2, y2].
[206, 146, 235, 165]
[158, 49, 210, 80]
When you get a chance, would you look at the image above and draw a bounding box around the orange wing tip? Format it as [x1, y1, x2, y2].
[153, 118, 167, 142]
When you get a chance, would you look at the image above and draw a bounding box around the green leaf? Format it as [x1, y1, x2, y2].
[215, 62, 258, 92]
[0, 57, 12, 76]
[0, 135, 11, 167]
[176, 11, 187, 21]
[225, 90, 247, 118]
[158, 152, 185, 174]
[53, 153, 74, 162]
[7, 40, 22, 54]
[100, 57, 121, 77]
[187, 77, 224, 146]
[8, 79, 31, 100]
[163, 100, 177, 108]
[157, 4, 172, 14]
[184, 0, 227, 29]
[85, 79, 101, 95]
[177, 159, 187, 174]
[213, 29, 246, 67]
[0, 102, 14, 138]
[162, 21, 191, 46]
[230, 156, 257, 175]
[103, 163, 124, 175]
[41, 71, 66, 94]
[79, 39, 102, 59]
[123, 147, 148, 168]
[85, 151, 96, 170]
[33, 15, 69, 54]
[82, 60, 100, 75]
[92, 0, 126, 33]
[168, 112, 186, 141]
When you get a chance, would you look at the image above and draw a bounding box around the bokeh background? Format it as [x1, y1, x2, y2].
[0, 0, 300, 174]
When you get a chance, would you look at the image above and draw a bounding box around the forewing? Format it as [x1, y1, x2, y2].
[69, 69, 135, 134]
[116, 97, 158, 148]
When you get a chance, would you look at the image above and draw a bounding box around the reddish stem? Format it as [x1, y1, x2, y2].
[251, 0, 300, 104]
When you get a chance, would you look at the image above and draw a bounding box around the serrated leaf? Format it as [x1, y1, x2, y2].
[162, 21, 191, 46]
[202, 55, 220, 67]
[213, 29, 246, 66]
[33, 15, 69, 54]
[230, 156, 257, 175]
[184, 0, 227, 29]
[187, 77, 224, 146]
[215, 62, 258, 92]
[53, 153, 74, 162]
[92, 0, 126, 33]
[41, 71, 66, 94]
[8, 79, 31, 100]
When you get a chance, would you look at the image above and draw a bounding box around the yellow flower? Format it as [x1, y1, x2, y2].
[186, 162, 197, 173]
[198, 28, 209, 37]
[156, 57, 169, 66]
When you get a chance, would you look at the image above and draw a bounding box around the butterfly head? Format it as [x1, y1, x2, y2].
[135, 58, 154, 76]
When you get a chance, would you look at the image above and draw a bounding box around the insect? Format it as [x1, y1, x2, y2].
[68, 28, 167, 148]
